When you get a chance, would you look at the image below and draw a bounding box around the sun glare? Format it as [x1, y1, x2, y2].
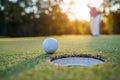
[60, 0, 103, 21]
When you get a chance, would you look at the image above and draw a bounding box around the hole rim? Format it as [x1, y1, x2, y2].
[50, 54, 106, 66]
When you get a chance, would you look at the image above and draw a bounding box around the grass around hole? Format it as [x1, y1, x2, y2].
[0, 35, 120, 80]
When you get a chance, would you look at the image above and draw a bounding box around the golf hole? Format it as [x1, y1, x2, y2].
[50, 54, 105, 66]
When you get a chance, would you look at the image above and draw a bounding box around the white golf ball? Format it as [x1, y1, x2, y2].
[42, 38, 58, 53]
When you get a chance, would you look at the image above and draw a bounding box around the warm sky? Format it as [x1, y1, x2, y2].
[7, 0, 103, 21]
[9, 0, 120, 21]
[8, 0, 119, 21]
[60, 0, 103, 21]
[26, 0, 103, 21]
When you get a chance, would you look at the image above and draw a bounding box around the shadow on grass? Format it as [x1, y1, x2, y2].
[0, 53, 52, 78]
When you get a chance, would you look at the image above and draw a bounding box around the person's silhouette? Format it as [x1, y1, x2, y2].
[87, 2, 101, 36]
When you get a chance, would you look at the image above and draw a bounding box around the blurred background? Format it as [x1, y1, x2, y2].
[0, 0, 120, 37]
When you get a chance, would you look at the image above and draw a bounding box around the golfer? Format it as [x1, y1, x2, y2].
[87, 3, 101, 36]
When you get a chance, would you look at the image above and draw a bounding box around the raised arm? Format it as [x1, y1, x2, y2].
[87, 2, 91, 8]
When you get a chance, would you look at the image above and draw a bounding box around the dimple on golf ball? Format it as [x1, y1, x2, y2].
[42, 38, 58, 53]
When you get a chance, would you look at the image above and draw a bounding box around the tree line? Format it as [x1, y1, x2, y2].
[0, 0, 120, 37]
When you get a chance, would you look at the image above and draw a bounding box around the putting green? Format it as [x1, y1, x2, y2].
[0, 35, 120, 80]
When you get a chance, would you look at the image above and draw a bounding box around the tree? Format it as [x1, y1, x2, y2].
[0, 0, 64, 36]
[0, 0, 7, 36]
[102, 0, 120, 34]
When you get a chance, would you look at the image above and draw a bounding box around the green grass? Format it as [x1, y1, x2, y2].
[0, 35, 120, 80]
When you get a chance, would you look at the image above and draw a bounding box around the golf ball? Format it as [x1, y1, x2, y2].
[42, 38, 58, 53]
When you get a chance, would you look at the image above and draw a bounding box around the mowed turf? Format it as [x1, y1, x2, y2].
[0, 35, 120, 80]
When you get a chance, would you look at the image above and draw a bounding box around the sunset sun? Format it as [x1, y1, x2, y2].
[60, 0, 103, 21]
